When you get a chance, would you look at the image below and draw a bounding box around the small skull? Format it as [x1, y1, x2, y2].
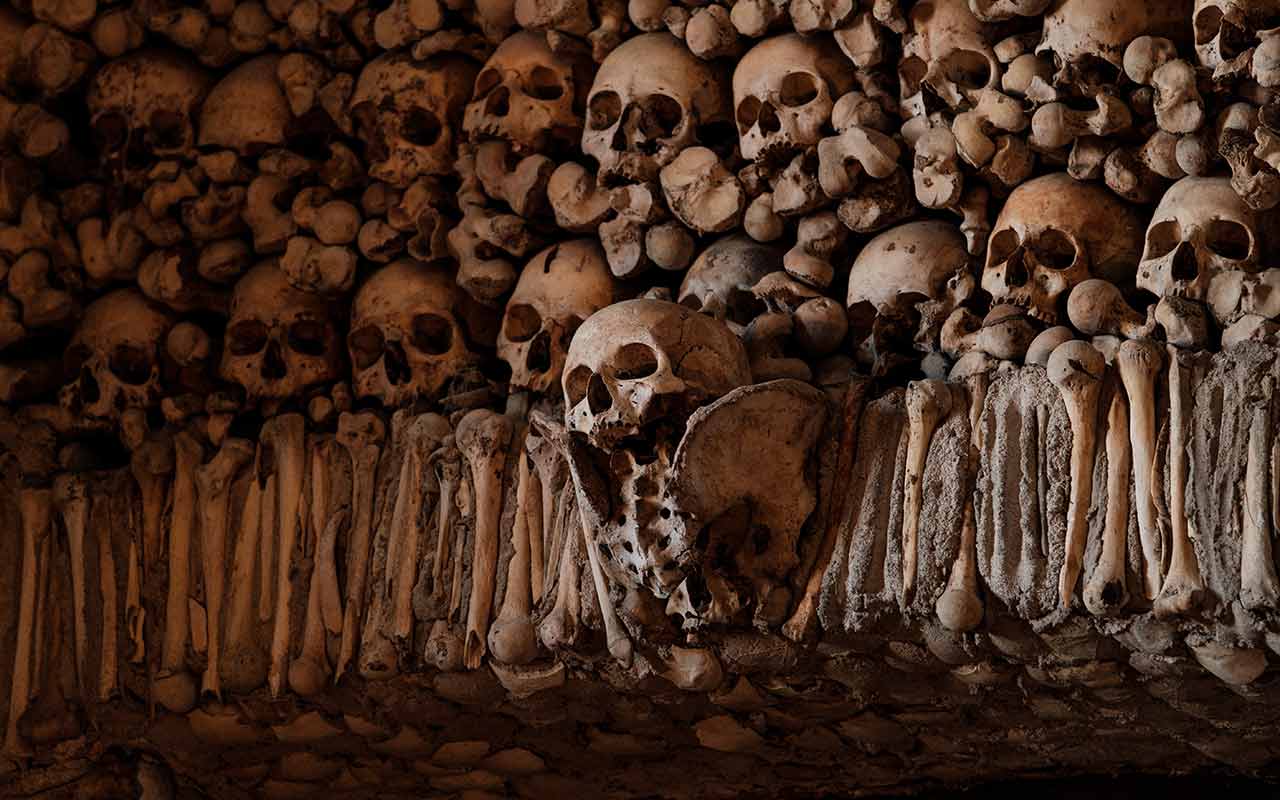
[349, 259, 478, 407]
[87, 50, 212, 183]
[61, 289, 174, 423]
[582, 33, 732, 185]
[352, 52, 478, 187]
[982, 173, 1144, 323]
[499, 240, 616, 394]
[463, 31, 590, 154]
[1038, 0, 1193, 94]
[677, 235, 780, 333]
[221, 261, 345, 402]
[733, 33, 857, 164]
[1193, 0, 1280, 69]
[898, 0, 1000, 115]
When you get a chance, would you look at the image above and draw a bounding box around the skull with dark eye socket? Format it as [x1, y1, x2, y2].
[219, 261, 345, 403]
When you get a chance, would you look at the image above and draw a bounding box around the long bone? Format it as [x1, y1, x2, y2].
[1048, 340, 1105, 610]
[196, 438, 254, 699]
[257, 471, 277, 624]
[263, 414, 306, 696]
[4, 488, 52, 757]
[1240, 378, 1279, 611]
[525, 431, 565, 600]
[1084, 388, 1131, 616]
[1116, 339, 1164, 599]
[130, 434, 173, 580]
[489, 451, 539, 665]
[221, 451, 268, 695]
[539, 483, 582, 651]
[97, 483, 124, 701]
[152, 432, 202, 714]
[393, 417, 449, 644]
[902, 379, 953, 603]
[290, 510, 346, 697]
[1155, 344, 1205, 618]
[52, 472, 90, 694]
[456, 409, 513, 670]
[335, 411, 385, 682]
[936, 369, 988, 632]
[429, 442, 460, 601]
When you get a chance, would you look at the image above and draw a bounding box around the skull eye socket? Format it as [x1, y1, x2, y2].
[149, 109, 187, 150]
[64, 343, 92, 377]
[1204, 219, 1252, 261]
[1029, 228, 1077, 270]
[588, 91, 622, 130]
[1194, 6, 1224, 45]
[411, 313, 453, 355]
[402, 108, 442, 147]
[644, 94, 684, 137]
[987, 227, 1021, 267]
[526, 66, 564, 100]
[349, 325, 385, 370]
[611, 342, 658, 380]
[110, 344, 154, 386]
[95, 112, 129, 150]
[899, 56, 927, 97]
[288, 320, 329, 356]
[941, 50, 992, 90]
[779, 72, 819, 107]
[503, 303, 542, 343]
[736, 96, 761, 133]
[679, 293, 703, 312]
[227, 320, 269, 356]
[1145, 219, 1182, 259]
[474, 68, 501, 97]
[564, 364, 594, 407]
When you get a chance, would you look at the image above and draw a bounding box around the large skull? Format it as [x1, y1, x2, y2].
[982, 173, 1144, 323]
[61, 289, 173, 423]
[87, 50, 212, 184]
[677, 235, 779, 333]
[898, 0, 1000, 116]
[1138, 177, 1270, 319]
[199, 55, 295, 156]
[1194, 0, 1280, 69]
[221, 261, 345, 402]
[349, 259, 478, 407]
[733, 33, 857, 164]
[499, 240, 616, 394]
[1038, 0, 1193, 93]
[582, 33, 732, 185]
[463, 31, 590, 154]
[352, 52, 478, 187]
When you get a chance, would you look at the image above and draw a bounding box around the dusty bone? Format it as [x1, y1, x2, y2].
[488, 450, 539, 665]
[52, 472, 89, 692]
[539, 484, 583, 650]
[221, 455, 267, 695]
[817, 126, 901, 199]
[263, 414, 306, 696]
[257, 471, 277, 623]
[1083, 389, 1130, 616]
[525, 433, 565, 600]
[902, 379, 953, 602]
[5, 488, 51, 757]
[1030, 95, 1131, 151]
[1155, 345, 1205, 618]
[1067, 279, 1156, 339]
[952, 89, 1027, 170]
[1240, 379, 1280, 611]
[1047, 339, 1105, 610]
[456, 409, 512, 670]
[1122, 36, 1203, 135]
[913, 127, 963, 209]
[935, 368, 988, 632]
[335, 411, 385, 682]
[196, 438, 254, 699]
[290, 510, 346, 697]
[153, 432, 203, 714]
[429, 445, 461, 600]
[1116, 339, 1164, 600]
[659, 147, 746, 234]
[97, 487, 121, 701]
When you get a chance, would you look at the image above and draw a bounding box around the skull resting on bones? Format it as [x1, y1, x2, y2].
[1037, 0, 1194, 93]
[61, 289, 174, 423]
[352, 52, 479, 187]
[582, 33, 733, 185]
[350, 259, 480, 407]
[677, 234, 781, 334]
[199, 55, 298, 156]
[221, 261, 345, 403]
[982, 172, 1144, 323]
[733, 33, 858, 165]
[1194, 0, 1280, 70]
[898, 0, 1001, 115]
[498, 240, 617, 394]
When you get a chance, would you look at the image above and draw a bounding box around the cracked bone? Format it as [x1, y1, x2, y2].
[489, 450, 539, 665]
[1047, 339, 1105, 610]
[1155, 345, 1205, 618]
[902, 379, 953, 603]
[393, 417, 450, 644]
[335, 411, 385, 683]
[5, 488, 51, 757]
[153, 431, 203, 714]
[539, 483, 583, 651]
[525, 431, 564, 601]
[1240, 379, 1279, 612]
[221, 452, 267, 695]
[52, 472, 89, 693]
[1029, 95, 1131, 151]
[1116, 339, 1164, 600]
[456, 409, 512, 670]
[263, 414, 306, 696]
[290, 510, 346, 697]
[196, 437, 254, 699]
[817, 126, 901, 199]
[1083, 389, 1130, 616]
[659, 147, 746, 235]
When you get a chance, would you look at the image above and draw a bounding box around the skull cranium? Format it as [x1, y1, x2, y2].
[1037, 0, 1193, 94]
[677, 235, 780, 334]
[899, 0, 1001, 115]
[1193, 0, 1280, 70]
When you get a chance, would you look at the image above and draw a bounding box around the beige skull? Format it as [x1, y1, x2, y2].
[1193, 0, 1280, 69]
[733, 33, 857, 164]
[982, 173, 1144, 323]
[582, 33, 732, 184]
[677, 235, 780, 332]
[221, 261, 345, 402]
[899, 0, 1000, 115]
[61, 289, 174, 423]
[198, 55, 295, 156]
[352, 52, 478, 187]
[499, 240, 616, 394]
[349, 259, 477, 407]
[463, 31, 588, 154]
[1038, 0, 1193, 94]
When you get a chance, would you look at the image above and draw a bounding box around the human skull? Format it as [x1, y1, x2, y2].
[1138, 177, 1271, 318]
[61, 289, 174, 423]
[1037, 0, 1193, 94]
[582, 33, 732, 185]
[898, 0, 1000, 115]
[1193, 0, 1280, 69]
[498, 240, 616, 395]
[87, 50, 212, 183]
[677, 235, 779, 333]
[463, 31, 590, 154]
[733, 33, 857, 164]
[349, 259, 478, 407]
[982, 173, 1144, 323]
[221, 261, 345, 402]
[352, 52, 478, 187]
[198, 55, 295, 156]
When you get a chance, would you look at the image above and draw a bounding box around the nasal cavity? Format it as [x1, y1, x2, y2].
[526, 330, 551, 376]
[1004, 247, 1029, 288]
[587, 372, 612, 414]
[1172, 241, 1199, 282]
[758, 103, 780, 134]
[262, 341, 286, 380]
[386, 339, 410, 385]
[79, 366, 100, 405]
[484, 86, 510, 118]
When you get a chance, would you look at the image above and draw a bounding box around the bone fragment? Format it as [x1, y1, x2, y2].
[335, 411, 385, 682]
[936, 371, 988, 632]
[539, 484, 582, 651]
[153, 432, 202, 714]
[4, 488, 51, 757]
[456, 409, 512, 670]
[98, 489, 120, 701]
[264, 414, 306, 696]
[1084, 389, 1130, 616]
[221, 452, 268, 695]
[488, 451, 539, 665]
[130, 434, 173, 578]
[903, 379, 952, 602]
[1241, 379, 1280, 611]
[52, 473, 89, 693]
[257, 471, 277, 624]
[290, 510, 346, 697]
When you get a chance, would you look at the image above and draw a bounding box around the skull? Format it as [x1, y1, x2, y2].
[847, 220, 973, 370]
[582, 33, 732, 185]
[1138, 177, 1270, 319]
[199, 55, 295, 156]
[61, 289, 173, 423]
[733, 33, 857, 164]
[87, 50, 212, 184]
[349, 259, 478, 407]
[498, 240, 616, 395]
[352, 52, 478, 187]
[898, 0, 1000, 115]
[1193, 0, 1280, 69]
[1037, 0, 1193, 94]
[677, 235, 779, 333]
[221, 261, 345, 402]
[982, 173, 1144, 323]
[463, 31, 591, 154]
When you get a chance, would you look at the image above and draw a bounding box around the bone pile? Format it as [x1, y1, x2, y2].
[9, 0, 1280, 796]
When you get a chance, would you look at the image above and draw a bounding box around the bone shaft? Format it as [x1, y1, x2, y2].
[1122, 366, 1162, 599]
[464, 462, 503, 669]
[1087, 390, 1130, 615]
[258, 473, 277, 623]
[392, 453, 426, 642]
[62, 491, 89, 690]
[1163, 351, 1203, 594]
[1059, 389, 1100, 607]
[98, 515, 119, 700]
[226, 475, 262, 649]
[527, 466, 545, 601]
[162, 437, 200, 671]
[336, 447, 378, 680]
[269, 422, 305, 696]
[902, 403, 940, 601]
[1241, 397, 1279, 609]
[6, 489, 50, 755]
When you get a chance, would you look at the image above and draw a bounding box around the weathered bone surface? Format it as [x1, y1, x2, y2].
[12, 1, 1280, 797]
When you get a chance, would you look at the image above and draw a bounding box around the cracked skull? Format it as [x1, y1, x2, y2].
[1038, 0, 1193, 94]
[677, 234, 780, 334]
[1194, 0, 1280, 69]
[61, 289, 174, 423]
[221, 261, 345, 402]
[499, 240, 616, 394]
[349, 259, 478, 407]
[898, 0, 1001, 115]
[982, 173, 1144, 323]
